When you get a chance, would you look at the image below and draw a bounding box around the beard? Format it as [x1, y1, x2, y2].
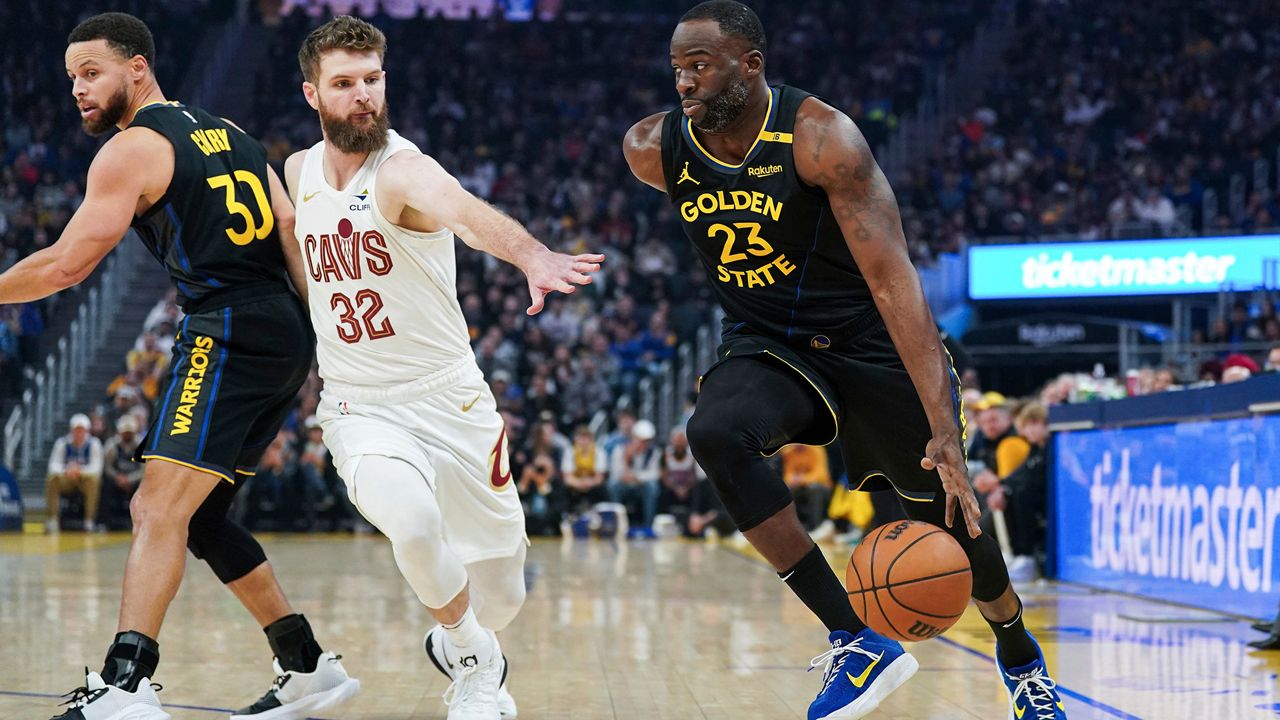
[81, 82, 129, 136]
[319, 98, 390, 154]
[691, 75, 750, 133]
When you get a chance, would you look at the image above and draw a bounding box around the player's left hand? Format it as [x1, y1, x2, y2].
[523, 250, 605, 315]
[921, 434, 982, 539]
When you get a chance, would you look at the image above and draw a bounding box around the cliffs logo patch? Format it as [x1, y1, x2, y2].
[350, 187, 371, 211]
[488, 426, 513, 489]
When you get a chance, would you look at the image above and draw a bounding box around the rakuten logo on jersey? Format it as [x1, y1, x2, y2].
[303, 217, 394, 282]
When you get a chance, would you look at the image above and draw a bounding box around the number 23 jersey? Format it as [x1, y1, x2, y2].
[661, 85, 875, 344]
[293, 130, 475, 387]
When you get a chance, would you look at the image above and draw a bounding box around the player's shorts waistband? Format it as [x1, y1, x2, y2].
[182, 281, 293, 315]
[322, 357, 481, 403]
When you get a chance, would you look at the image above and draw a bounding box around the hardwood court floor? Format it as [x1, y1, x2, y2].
[2, 533, 1279, 719]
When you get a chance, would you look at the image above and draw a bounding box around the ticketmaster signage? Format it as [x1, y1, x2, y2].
[969, 236, 1278, 299]
[1053, 415, 1280, 617]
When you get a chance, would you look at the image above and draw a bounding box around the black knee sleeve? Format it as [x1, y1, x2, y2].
[962, 531, 1010, 602]
[186, 480, 267, 584]
[687, 395, 796, 532]
[187, 517, 268, 584]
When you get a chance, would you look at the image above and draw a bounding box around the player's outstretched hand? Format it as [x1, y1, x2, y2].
[921, 435, 982, 539]
[524, 250, 605, 315]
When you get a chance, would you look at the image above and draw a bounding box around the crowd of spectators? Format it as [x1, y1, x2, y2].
[30, 1, 1280, 553]
[0, 1, 205, 408]
[898, 0, 1280, 265]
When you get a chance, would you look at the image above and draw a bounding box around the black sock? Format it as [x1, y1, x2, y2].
[265, 613, 323, 673]
[780, 544, 867, 635]
[101, 631, 160, 692]
[986, 600, 1038, 668]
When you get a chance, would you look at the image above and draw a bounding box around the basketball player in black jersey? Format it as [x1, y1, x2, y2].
[0, 13, 358, 720]
[624, 3, 1066, 719]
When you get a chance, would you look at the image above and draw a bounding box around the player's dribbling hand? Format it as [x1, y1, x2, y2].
[523, 250, 605, 315]
[921, 435, 983, 539]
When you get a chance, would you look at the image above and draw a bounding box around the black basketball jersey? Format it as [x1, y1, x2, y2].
[129, 102, 289, 309]
[661, 85, 875, 347]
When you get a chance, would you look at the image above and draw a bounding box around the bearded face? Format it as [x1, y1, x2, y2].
[318, 95, 389, 154]
[691, 74, 750, 133]
[79, 79, 130, 136]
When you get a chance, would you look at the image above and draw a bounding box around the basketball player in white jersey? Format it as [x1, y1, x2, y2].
[283, 16, 602, 720]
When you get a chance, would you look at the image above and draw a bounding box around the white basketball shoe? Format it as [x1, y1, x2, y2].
[425, 625, 517, 717]
[49, 670, 169, 720]
[231, 651, 360, 719]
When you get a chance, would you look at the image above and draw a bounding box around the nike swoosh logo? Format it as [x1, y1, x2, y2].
[461, 393, 481, 412]
[846, 652, 883, 688]
[1057, 702, 1066, 711]
[303, 191, 320, 202]
[1014, 703, 1027, 719]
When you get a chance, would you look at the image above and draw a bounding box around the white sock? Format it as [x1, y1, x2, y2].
[443, 607, 494, 666]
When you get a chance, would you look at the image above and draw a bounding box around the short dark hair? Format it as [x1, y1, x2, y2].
[680, 0, 766, 55]
[298, 15, 387, 84]
[67, 12, 155, 68]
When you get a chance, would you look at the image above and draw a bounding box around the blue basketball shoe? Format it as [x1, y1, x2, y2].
[997, 635, 1067, 719]
[807, 629, 918, 720]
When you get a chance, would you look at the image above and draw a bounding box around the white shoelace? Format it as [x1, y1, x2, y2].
[442, 660, 500, 710]
[809, 638, 884, 694]
[1010, 667, 1059, 719]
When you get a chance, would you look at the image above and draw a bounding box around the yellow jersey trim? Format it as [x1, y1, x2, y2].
[234, 469, 257, 477]
[685, 88, 777, 171]
[757, 350, 839, 456]
[851, 471, 934, 502]
[140, 454, 234, 484]
[137, 100, 182, 112]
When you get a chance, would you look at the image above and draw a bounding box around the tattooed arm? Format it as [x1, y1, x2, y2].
[793, 98, 981, 538]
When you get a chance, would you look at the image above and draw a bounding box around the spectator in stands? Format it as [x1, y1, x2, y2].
[44, 413, 104, 533]
[560, 425, 607, 513]
[243, 431, 296, 530]
[970, 392, 1021, 489]
[296, 416, 336, 531]
[517, 450, 562, 537]
[99, 415, 144, 531]
[986, 403, 1050, 578]
[659, 428, 700, 530]
[126, 331, 167, 373]
[1222, 353, 1260, 384]
[608, 418, 662, 538]
[780, 443, 835, 539]
[1266, 345, 1280, 373]
[108, 384, 148, 431]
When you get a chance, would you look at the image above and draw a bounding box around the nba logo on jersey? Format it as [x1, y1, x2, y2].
[338, 401, 350, 415]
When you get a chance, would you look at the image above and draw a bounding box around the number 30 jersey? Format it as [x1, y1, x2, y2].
[661, 85, 876, 345]
[129, 102, 291, 307]
[293, 130, 475, 388]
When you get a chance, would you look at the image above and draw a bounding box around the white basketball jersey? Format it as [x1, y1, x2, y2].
[294, 130, 474, 387]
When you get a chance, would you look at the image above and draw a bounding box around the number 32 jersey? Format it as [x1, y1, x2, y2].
[661, 85, 876, 344]
[129, 102, 291, 307]
[293, 130, 475, 387]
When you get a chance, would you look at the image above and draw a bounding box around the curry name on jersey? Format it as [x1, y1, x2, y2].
[662, 85, 877, 345]
[129, 102, 290, 308]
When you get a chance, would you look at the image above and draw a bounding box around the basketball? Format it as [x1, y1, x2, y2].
[846, 520, 973, 642]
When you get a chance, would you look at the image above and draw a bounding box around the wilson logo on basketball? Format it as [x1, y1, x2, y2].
[488, 426, 512, 489]
[907, 620, 944, 639]
[884, 521, 912, 541]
